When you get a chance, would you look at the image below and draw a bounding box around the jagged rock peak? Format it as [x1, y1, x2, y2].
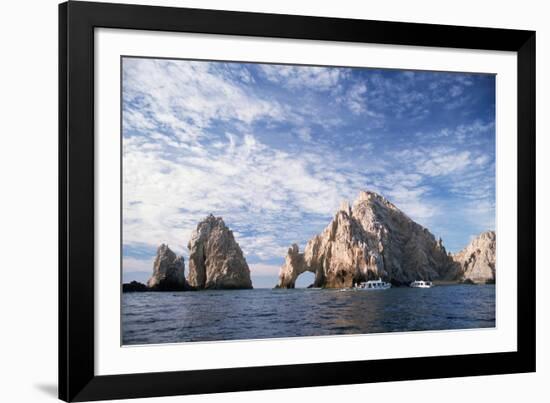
[147, 244, 187, 291]
[452, 230, 496, 284]
[338, 200, 352, 216]
[357, 190, 394, 206]
[187, 215, 253, 290]
[277, 190, 456, 288]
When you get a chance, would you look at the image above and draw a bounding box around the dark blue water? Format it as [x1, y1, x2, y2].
[122, 285, 495, 345]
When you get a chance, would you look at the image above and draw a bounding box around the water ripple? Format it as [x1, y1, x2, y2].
[122, 285, 495, 345]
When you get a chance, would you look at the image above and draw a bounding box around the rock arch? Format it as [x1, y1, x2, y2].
[276, 244, 315, 288]
[276, 191, 457, 289]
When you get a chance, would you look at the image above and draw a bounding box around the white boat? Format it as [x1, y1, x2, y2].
[409, 280, 433, 288]
[354, 278, 391, 290]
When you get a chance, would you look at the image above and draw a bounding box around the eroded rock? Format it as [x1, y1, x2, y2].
[187, 214, 252, 289]
[147, 244, 188, 291]
[277, 191, 457, 288]
[451, 231, 496, 284]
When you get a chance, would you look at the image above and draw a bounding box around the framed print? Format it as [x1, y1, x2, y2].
[59, 1, 536, 401]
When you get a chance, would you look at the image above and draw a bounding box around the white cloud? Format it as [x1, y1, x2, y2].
[414, 120, 495, 145]
[296, 127, 312, 142]
[382, 184, 437, 224]
[416, 149, 471, 177]
[346, 82, 368, 115]
[260, 64, 348, 91]
[123, 129, 370, 263]
[123, 58, 286, 141]
[450, 85, 464, 97]
[455, 120, 495, 143]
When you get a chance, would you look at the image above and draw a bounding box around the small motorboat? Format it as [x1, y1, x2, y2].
[409, 280, 433, 288]
[354, 278, 391, 290]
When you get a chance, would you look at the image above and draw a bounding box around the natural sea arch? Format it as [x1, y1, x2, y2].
[295, 271, 315, 288]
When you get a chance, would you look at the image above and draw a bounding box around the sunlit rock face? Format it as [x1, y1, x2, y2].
[277, 191, 457, 289]
[147, 244, 187, 291]
[187, 214, 253, 290]
[276, 244, 309, 289]
[451, 230, 496, 284]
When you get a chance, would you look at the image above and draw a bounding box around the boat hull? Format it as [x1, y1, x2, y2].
[410, 281, 433, 288]
[354, 286, 391, 290]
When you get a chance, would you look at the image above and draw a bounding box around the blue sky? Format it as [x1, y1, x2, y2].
[121, 57, 495, 288]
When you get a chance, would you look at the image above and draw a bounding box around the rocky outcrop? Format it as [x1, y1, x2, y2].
[277, 244, 307, 289]
[451, 231, 496, 284]
[187, 214, 252, 289]
[122, 281, 148, 292]
[147, 244, 188, 291]
[277, 191, 457, 288]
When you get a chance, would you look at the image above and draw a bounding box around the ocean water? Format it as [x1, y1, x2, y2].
[122, 285, 495, 345]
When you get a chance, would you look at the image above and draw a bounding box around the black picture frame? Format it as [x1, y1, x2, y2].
[59, 1, 536, 401]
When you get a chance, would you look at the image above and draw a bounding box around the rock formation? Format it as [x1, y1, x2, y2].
[122, 280, 148, 292]
[187, 214, 253, 289]
[277, 191, 457, 288]
[451, 231, 496, 284]
[146, 244, 188, 291]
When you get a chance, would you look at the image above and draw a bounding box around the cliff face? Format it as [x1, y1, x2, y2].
[187, 214, 253, 289]
[277, 191, 457, 288]
[451, 231, 496, 284]
[147, 244, 188, 291]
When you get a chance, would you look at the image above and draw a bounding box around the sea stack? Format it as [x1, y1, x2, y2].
[277, 191, 456, 288]
[147, 244, 188, 291]
[451, 231, 496, 284]
[187, 214, 253, 289]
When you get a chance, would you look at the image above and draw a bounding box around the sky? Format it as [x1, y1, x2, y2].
[121, 57, 496, 288]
